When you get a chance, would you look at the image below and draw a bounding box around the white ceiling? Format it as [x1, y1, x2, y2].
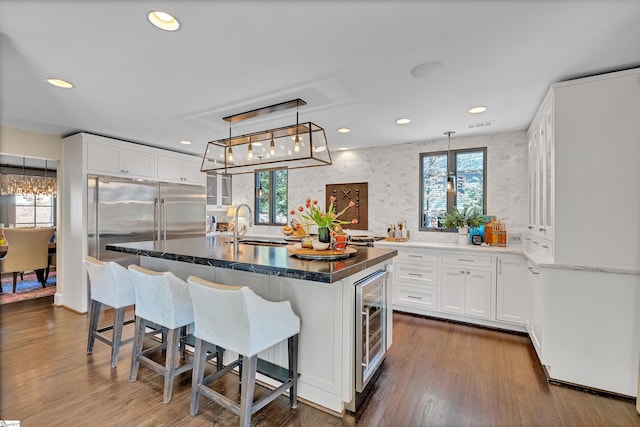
[1, 0, 639, 157]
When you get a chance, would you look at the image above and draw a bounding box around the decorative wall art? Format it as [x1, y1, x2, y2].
[325, 182, 368, 230]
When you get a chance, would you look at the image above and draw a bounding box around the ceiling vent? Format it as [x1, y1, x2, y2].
[465, 120, 495, 130]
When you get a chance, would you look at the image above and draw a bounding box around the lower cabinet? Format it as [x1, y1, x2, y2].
[496, 255, 528, 325]
[527, 261, 544, 361]
[441, 267, 492, 319]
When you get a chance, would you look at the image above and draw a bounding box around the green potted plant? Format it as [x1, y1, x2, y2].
[443, 205, 487, 244]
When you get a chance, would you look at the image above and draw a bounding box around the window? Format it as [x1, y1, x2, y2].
[420, 147, 486, 230]
[255, 169, 288, 225]
[15, 194, 56, 227]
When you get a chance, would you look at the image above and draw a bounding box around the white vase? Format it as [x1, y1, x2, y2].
[458, 226, 469, 245]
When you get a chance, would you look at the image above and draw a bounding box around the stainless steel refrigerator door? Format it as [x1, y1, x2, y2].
[159, 183, 206, 240]
[88, 176, 158, 262]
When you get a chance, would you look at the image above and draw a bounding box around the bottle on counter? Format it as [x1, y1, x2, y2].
[395, 223, 402, 239]
[401, 221, 408, 239]
[484, 217, 494, 245]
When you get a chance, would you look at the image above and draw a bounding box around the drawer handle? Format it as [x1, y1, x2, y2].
[528, 266, 540, 275]
[542, 245, 549, 249]
[457, 259, 474, 262]
[532, 241, 539, 245]
[407, 273, 423, 277]
[408, 255, 423, 258]
[407, 295, 422, 300]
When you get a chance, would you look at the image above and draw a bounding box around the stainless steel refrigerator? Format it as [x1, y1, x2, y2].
[88, 175, 205, 264]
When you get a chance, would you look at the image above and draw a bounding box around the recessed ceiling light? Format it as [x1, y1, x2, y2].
[337, 127, 351, 133]
[468, 106, 488, 114]
[179, 140, 192, 145]
[148, 10, 180, 31]
[395, 118, 411, 125]
[338, 147, 348, 151]
[46, 78, 74, 89]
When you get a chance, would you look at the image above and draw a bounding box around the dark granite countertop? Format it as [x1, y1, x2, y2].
[106, 236, 397, 283]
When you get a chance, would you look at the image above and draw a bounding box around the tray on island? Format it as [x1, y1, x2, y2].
[287, 244, 356, 260]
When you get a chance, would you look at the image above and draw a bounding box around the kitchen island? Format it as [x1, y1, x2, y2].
[107, 236, 397, 414]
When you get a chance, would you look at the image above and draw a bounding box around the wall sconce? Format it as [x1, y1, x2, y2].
[444, 131, 456, 192]
[201, 99, 332, 175]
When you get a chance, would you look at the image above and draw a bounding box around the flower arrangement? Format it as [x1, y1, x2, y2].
[290, 196, 358, 231]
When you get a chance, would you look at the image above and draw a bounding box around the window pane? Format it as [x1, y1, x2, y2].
[36, 194, 53, 206]
[256, 171, 271, 224]
[421, 153, 448, 228]
[274, 169, 288, 225]
[455, 151, 484, 212]
[15, 194, 34, 205]
[15, 206, 35, 225]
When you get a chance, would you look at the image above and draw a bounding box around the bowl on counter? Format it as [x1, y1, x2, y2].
[312, 240, 330, 251]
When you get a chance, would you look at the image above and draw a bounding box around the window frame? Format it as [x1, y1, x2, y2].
[254, 168, 288, 226]
[14, 193, 56, 228]
[419, 147, 487, 231]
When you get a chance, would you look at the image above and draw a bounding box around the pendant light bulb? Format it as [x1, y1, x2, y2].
[444, 131, 456, 192]
[294, 135, 300, 152]
[270, 134, 275, 156]
[258, 183, 263, 198]
[228, 147, 233, 162]
[248, 142, 253, 159]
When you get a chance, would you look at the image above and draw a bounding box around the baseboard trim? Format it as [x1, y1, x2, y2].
[393, 310, 529, 337]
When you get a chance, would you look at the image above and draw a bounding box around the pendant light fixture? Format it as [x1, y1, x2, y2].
[294, 105, 300, 153]
[444, 131, 456, 192]
[201, 99, 332, 175]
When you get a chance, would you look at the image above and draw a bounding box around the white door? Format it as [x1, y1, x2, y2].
[464, 269, 492, 319]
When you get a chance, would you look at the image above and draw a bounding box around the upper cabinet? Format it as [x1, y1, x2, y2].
[527, 68, 640, 269]
[206, 173, 232, 208]
[87, 139, 155, 179]
[157, 154, 205, 186]
[85, 134, 205, 186]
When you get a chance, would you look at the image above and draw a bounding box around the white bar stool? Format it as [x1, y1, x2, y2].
[128, 265, 202, 403]
[84, 256, 136, 368]
[187, 275, 300, 427]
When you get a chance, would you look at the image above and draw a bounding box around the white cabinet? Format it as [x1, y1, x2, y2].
[206, 173, 232, 208]
[496, 255, 527, 325]
[393, 249, 439, 312]
[527, 92, 554, 258]
[157, 154, 205, 185]
[526, 261, 543, 363]
[441, 267, 492, 319]
[87, 139, 155, 178]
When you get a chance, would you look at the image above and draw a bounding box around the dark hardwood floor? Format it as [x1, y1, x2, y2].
[1, 296, 638, 426]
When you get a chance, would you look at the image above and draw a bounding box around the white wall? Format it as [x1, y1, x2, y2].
[234, 130, 528, 242]
[0, 125, 61, 160]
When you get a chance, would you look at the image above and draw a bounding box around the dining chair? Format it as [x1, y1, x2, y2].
[186, 275, 300, 427]
[0, 227, 55, 293]
[128, 265, 223, 403]
[84, 256, 136, 368]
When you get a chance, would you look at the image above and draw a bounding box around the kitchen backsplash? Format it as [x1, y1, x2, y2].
[233, 130, 528, 243]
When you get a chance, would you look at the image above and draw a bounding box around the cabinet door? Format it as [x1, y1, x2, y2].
[528, 263, 543, 360]
[220, 174, 232, 206]
[496, 256, 527, 324]
[441, 268, 465, 314]
[123, 148, 155, 178]
[464, 269, 492, 319]
[87, 141, 122, 174]
[181, 158, 205, 185]
[543, 104, 554, 237]
[157, 155, 183, 182]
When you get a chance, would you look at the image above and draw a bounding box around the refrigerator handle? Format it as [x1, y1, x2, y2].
[154, 198, 159, 243]
[160, 198, 167, 241]
[94, 177, 100, 258]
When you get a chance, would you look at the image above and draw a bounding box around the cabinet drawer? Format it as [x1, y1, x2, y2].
[395, 261, 437, 286]
[441, 252, 492, 268]
[396, 249, 438, 264]
[395, 285, 438, 311]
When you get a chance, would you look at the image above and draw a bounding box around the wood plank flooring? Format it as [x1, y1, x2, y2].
[1, 296, 638, 426]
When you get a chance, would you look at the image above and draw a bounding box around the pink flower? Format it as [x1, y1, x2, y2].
[306, 197, 311, 204]
[329, 195, 336, 202]
[290, 210, 295, 215]
[295, 223, 301, 229]
[348, 201, 355, 208]
[312, 200, 318, 205]
[352, 219, 358, 224]
[306, 202, 311, 208]
[298, 206, 304, 212]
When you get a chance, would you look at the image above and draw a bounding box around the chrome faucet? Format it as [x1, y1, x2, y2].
[233, 203, 253, 251]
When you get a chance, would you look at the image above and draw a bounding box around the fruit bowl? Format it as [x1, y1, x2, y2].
[281, 226, 294, 235]
[311, 240, 330, 251]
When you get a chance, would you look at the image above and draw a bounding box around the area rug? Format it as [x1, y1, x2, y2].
[0, 273, 56, 304]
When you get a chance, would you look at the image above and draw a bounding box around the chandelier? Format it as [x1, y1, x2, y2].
[0, 159, 57, 196]
[201, 99, 332, 175]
